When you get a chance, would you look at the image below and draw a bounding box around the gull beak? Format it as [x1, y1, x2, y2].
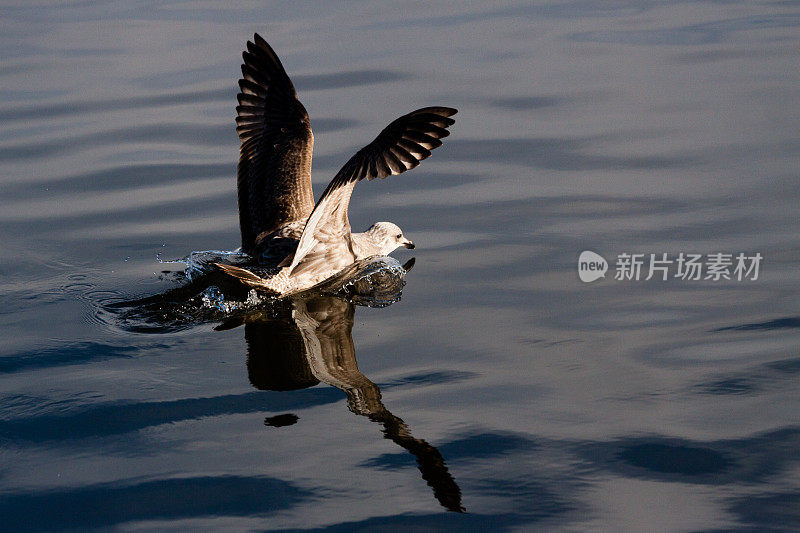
[402, 239, 415, 249]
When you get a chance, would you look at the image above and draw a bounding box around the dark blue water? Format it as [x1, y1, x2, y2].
[1, 1, 799, 531]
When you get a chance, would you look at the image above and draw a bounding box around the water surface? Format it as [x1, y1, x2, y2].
[1, 1, 799, 531]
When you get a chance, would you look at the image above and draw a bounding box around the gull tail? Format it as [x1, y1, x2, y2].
[214, 263, 280, 294]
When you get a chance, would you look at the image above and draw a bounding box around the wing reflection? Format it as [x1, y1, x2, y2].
[237, 295, 465, 513]
[109, 256, 462, 511]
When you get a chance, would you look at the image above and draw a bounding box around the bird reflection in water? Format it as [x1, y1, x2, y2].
[217, 289, 465, 513]
[111, 257, 464, 513]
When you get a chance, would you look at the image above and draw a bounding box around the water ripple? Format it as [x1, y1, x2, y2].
[443, 137, 695, 171]
[0, 389, 341, 444]
[0, 343, 146, 375]
[0, 476, 314, 531]
[571, 14, 800, 46]
[0, 119, 355, 163]
[714, 316, 800, 332]
[0, 70, 407, 123]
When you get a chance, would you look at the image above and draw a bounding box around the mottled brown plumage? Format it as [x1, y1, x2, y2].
[236, 34, 314, 255]
[229, 34, 457, 294]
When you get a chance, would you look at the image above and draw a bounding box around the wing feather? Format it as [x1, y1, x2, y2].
[236, 34, 316, 255]
[287, 107, 457, 274]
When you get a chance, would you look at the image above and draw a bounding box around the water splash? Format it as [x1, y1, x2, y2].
[158, 249, 250, 281]
[334, 256, 407, 307]
[107, 254, 412, 332]
[199, 286, 226, 311]
[199, 286, 268, 313]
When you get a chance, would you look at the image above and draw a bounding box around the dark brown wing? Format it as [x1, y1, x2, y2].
[287, 107, 457, 273]
[237, 34, 315, 254]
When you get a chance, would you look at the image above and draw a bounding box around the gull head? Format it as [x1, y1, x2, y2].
[366, 222, 415, 255]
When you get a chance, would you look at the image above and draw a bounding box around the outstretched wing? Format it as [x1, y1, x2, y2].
[237, 34, 315, 254]
[287, 107, 457, 274]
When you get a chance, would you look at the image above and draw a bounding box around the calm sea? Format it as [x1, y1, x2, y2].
[1, 1, 798, 531]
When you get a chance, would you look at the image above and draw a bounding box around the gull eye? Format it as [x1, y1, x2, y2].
[396, 234, 402, 239]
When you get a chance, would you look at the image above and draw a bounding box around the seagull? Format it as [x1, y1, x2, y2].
[215, 34, 457, 295]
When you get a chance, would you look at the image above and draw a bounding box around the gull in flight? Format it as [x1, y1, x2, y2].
[215, 34, 457, 295]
